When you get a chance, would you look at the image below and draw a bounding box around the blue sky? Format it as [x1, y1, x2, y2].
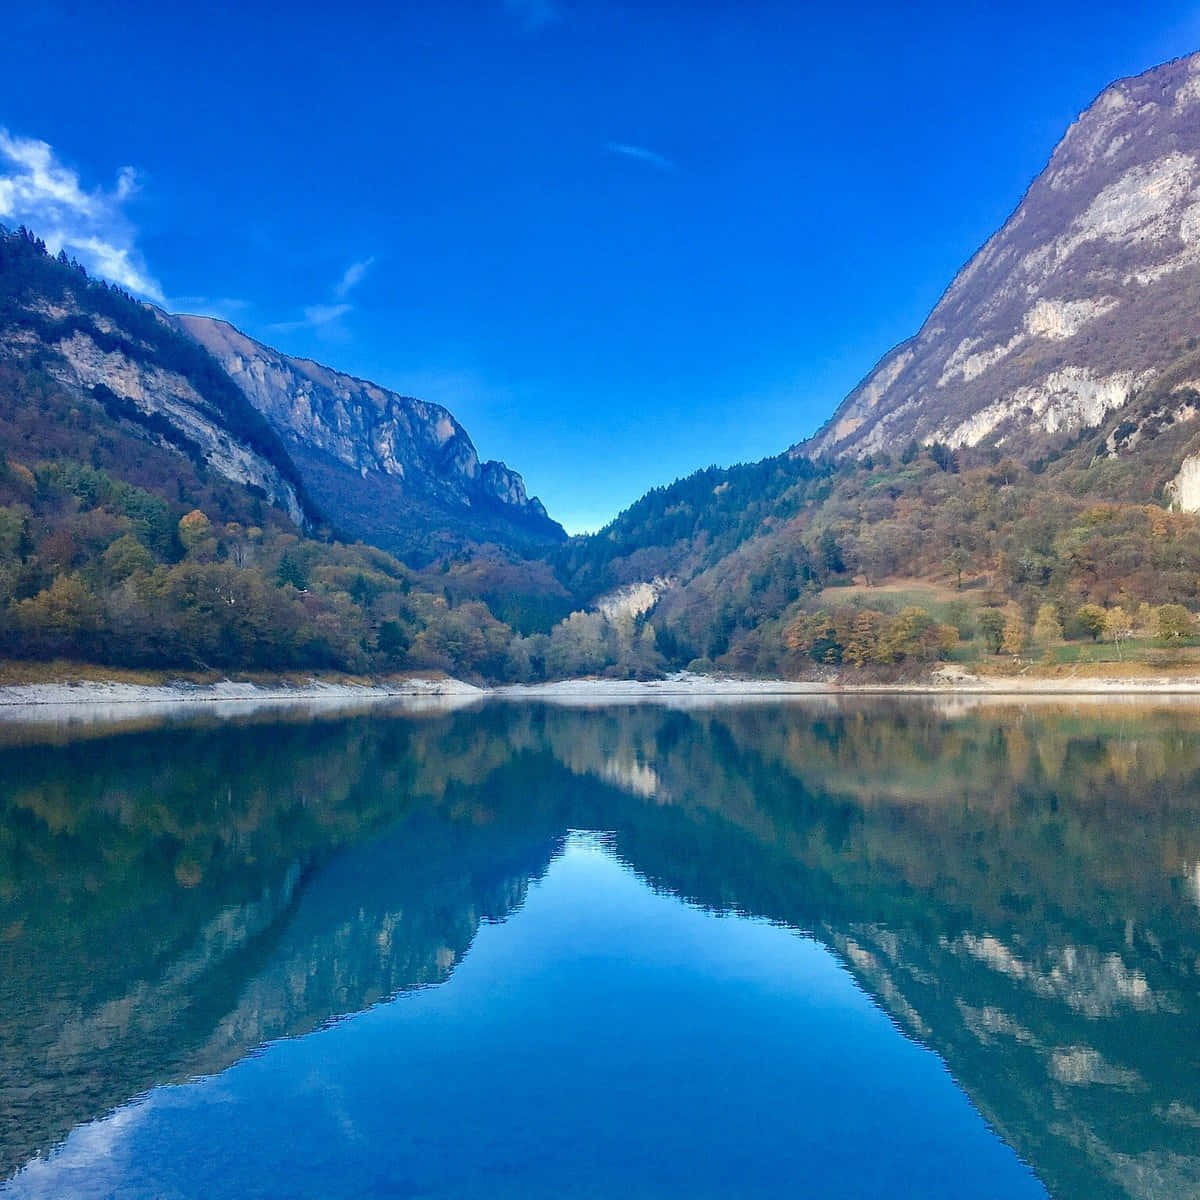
[3, 2, 1200, 532]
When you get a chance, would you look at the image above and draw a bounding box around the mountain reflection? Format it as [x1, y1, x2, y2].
[3, 699, 1200, 1198]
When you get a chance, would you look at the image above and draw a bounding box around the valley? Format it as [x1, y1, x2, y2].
[8, 54, 1200, 686]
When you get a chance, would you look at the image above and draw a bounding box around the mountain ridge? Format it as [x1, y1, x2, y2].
[798, 50, 1200, 472]
[174, 313, 563, 559]
[0, 224, 562, 561]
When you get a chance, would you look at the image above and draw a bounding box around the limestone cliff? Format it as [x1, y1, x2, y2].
[0, 244, 311, 526]
[175, 315, 564, 560]
[801, 52, 1200, 467]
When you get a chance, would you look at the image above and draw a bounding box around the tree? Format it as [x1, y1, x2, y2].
[276, 550, 309, 590]
[1103, 606, 1133, 658]
[15, 574, 101, 654]
[1155, 604, 1194, 640]
[1032, 603, 1063, 645]
[178, 509, 212, 551]
[929, 441, 956, 473]
[785, 611, 842, 665]
[945, 546, 969, 590]
[843, 609, 886, 667]
[0, 505, 28, 559]
[1133, 602, 1156, 638]
[978, 608, 1006, 654]
[1001, 615, 1027, 656]
[882, 606, 957, 663]
[376, 619, 410, 665]
[1075, 604, 1107, 642]
[101, 533, 155, 582]
[818, 528, 845, 576]
[853, 530, 894, 587]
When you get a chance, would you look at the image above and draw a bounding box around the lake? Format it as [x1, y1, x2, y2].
[1, 697, 1198, 1198]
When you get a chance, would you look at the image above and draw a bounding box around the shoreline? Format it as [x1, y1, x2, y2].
[7, 669, 1200, 714]
[0, 676, 484, 712]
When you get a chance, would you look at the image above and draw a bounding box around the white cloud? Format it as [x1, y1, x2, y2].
[333, 256, 375, 298]
[605, 142, 675, 171]
[269, 303, 353, 335]
[0, 129, 163, 301]
[268, 257, 375, 340]
[504, 0, 559, 31]
[4, 1094, 150, 1198]
[171, 295, 251, 322]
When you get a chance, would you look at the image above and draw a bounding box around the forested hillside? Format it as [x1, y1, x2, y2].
[0, 228, 315, 525]
[0, 226, 597, 681]
[0, 227, 544, 678]
[12, 157, 1200, 686]
[550, 366, 1200, 678]
[538, 50, 1200, 680]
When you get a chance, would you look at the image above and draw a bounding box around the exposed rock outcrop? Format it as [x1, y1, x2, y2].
[0, 260, 311, 526]
[801, 52, 1200, 463]
[175, 315, 564, 560]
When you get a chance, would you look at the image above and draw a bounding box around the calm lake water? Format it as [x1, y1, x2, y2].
[2, 697, 1199, 1199]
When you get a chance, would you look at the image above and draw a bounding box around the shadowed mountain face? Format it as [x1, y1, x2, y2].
[175, 316, 564, 561]
[803, 52, 1200, 480]
[3, 700, 1200, 1198]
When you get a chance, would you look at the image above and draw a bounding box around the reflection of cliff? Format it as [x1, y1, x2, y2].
[3, 701, 1200, 1197]
[0, 710, 559, 1179]
[538, 702, 1200, 1200]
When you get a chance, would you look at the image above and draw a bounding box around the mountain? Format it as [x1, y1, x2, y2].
[0, 225, 562, 562]
[801, 51, 1200, 473]
[543, 50, 1200, 677]
[175, 315, 563, 560]
[0, 228, 557, 679]
[0, 229, 314, 529]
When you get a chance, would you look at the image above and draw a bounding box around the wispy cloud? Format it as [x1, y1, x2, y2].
[270, 255, 376, 339]
[504, 0, 559, 32]
[171, 295, 251, 323]
[333, 256, 375, 299]
[605, 142, 675, 171]
[268, 303, 353, 335]
[0, 129, 163, 301]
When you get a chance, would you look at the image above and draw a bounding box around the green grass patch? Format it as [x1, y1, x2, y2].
[1041, 638, 1200, 666]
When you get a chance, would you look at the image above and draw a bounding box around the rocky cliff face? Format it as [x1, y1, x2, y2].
[53, 325, 308, 526]
[175, 315, 564, 560]
[0, 236, 311, 526]
[802, 52, 1200, 464]
[0, 229, 563, 559]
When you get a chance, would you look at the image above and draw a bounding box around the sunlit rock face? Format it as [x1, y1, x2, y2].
[53, 326, 305, 525]
[801, 52, 1200, 462]
[176, 315, 563, 559]
[1165, 451, 1200, 511]
[0, 288, 307, 526]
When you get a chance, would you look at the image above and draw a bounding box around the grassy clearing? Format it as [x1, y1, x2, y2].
[1038, 639, 1200, 666]
[815, 579, 975, 625]
[969, 640, 1200, 677]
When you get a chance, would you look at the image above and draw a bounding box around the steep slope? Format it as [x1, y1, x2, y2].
[0, 228, 557, 679]
[802, 51, 1200, 462]
[537, 50, 1200, 675]
[0, 228, 312, 527]
[176, 315, 564, 561]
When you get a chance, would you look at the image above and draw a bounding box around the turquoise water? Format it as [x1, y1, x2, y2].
[2, 700, 1199, 1197]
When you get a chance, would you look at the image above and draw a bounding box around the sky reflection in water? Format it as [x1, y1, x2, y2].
[6, 832, 1043, 1199]
[4, 698, 1200, 1198]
